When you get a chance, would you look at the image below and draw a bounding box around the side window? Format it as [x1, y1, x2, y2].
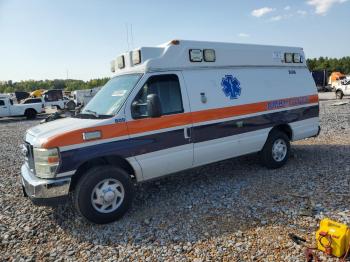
[132, 74, 184, 119]
[0, 100, 5, 106]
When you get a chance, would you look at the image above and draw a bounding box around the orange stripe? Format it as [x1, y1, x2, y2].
[43, 123, 129, 148]
[127, 113, 192, 135]
[191, 101, 266, 123]
[309, 94, 319, 104]
[42, 94, 318, 149]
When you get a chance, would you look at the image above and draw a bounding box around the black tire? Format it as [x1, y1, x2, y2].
[336, 90, 344, 100]
[260, 130, 290, 169]
[66, 100, 76, 111]
[73, 165, 134, 224]
[25, 109, 37, 120]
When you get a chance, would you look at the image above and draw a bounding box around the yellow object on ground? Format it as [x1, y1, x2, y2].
[316, 218, 350, 258]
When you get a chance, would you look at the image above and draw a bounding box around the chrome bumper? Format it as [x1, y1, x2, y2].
[21, 164, 71, 199]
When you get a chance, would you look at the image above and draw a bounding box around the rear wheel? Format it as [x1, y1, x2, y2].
[336, 90, 344, 100]
[25, 109, 37, 120]
[73, 165, 134, 224]
[260, 130, 290, 169]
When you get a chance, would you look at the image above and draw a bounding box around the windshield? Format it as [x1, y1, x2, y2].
[82, 74, 142, 116]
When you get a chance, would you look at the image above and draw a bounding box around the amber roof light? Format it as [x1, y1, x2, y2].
[169, 40, 180, 45]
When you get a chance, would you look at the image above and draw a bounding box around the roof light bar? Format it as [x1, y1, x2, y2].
[132, 50, 141, 65]
[189, 49, 203, 62]
[117, 55, 125, 69]
[110, 60, 115, 72]
[203, 49, 216, 62]
[284, 53, 293, 63]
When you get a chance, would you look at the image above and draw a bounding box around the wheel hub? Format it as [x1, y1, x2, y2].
[91, 178, 125, 214]
[103, 190, 116, 203]
[272, 138, 287, 162]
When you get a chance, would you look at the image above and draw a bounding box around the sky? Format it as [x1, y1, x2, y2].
[0, 0, 349, 81]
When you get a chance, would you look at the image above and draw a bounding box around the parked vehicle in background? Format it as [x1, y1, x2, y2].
[72, 87, 101, 107]
[329, 72, 346, 90]
[311, 70, 331, 92]
[21, 40, 321, 224]
[335, 79, 350, 99]
[21, 98, 43, 104]
[42, 89, 66, 110]
[15, 91, 30, 103]
[0, 96, 44, 119]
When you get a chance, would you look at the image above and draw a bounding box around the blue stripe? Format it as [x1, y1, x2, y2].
[57, 105, 318, 174]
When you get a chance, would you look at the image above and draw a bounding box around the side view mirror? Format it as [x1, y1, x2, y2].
[147, 94, 162, 118]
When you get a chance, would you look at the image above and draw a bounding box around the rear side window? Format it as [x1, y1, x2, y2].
[0, 100, 4, 106]
[132, 74, 184, 119]
[23, 99, 41, 104]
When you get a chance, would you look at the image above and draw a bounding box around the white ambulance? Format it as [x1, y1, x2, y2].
[20, 40, 320, 223]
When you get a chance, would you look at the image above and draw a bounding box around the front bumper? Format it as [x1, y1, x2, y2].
[21, 164, 71, 206]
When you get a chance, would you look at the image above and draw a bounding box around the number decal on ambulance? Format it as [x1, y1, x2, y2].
[115, 118, 126, 123]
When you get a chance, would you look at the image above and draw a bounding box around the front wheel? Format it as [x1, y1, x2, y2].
[73, 166, 134, 224]
[260, 130, 290, 169]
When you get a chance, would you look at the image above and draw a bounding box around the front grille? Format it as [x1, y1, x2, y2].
[25, 142, 35, 173]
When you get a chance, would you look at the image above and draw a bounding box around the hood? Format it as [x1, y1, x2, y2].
[25, 117, 114, 148]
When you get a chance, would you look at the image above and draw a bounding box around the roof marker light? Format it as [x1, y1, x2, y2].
[169, 40, 180, 45]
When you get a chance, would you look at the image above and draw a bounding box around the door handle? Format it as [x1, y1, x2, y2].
[184, 127, 191, 139]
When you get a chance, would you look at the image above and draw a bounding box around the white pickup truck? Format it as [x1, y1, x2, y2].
[335, 79, 350, 99]
[0, 96, 44, 119]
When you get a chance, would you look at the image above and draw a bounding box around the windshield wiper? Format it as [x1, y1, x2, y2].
[73, 112, 113, 119]
[84, 109, 99, 117]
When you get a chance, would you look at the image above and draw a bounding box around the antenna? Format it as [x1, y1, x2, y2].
[126, 23, 130, 51]
[130, 24, 134, 49]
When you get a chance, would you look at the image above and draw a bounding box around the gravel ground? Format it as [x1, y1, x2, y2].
[0, 98, 349, 261]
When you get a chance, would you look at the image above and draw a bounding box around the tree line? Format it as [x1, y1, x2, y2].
[1, 56, 349, 94]
[0, 78, 110, 94]
[307, 56, 350, 74]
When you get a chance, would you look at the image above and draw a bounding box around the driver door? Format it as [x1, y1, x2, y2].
[124, 72, 193, 180]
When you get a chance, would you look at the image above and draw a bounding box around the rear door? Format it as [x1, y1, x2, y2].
[124, 72, 193, 180]
[0, 99, 10, 117]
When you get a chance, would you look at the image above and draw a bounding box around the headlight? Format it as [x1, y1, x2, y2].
[33, 148, 60, 178]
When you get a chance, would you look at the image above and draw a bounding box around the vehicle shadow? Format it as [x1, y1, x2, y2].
[52, 143, 350, 246]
